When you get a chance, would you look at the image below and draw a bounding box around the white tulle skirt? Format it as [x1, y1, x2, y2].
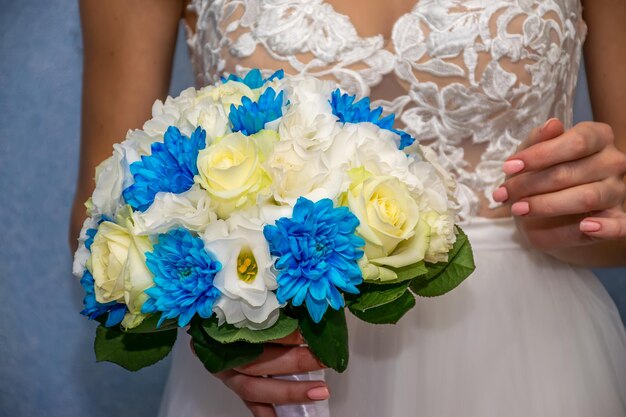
[158, 217, 626, 417]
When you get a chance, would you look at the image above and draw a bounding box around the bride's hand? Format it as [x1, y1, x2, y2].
[493, 119, 626, 254]
[191, 331, 329, 417]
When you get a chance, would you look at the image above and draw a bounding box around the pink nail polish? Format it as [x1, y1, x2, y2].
[503, 159, 525, 175]
[307, 386, 330, 401]
[580, 220, 601, 232]
[492, 186, 509, 202]
[511, 201, 530, 216]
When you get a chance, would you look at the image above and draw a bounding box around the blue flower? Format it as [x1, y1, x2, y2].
[80, 270, 127, 327]
[141, 228, 222, 327]
[263, 198, 365, 323]
[229, 88, 284, 136]
[222, 69, 285, 89]
[84, 227, 98, 251]
[329, 89, 415, 149]
[122, 126, 206, 212]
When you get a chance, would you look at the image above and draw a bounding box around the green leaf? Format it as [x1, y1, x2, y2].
[411, 228, 475, 297]
[349, 291, 416, 324]
[389, 261, 428, 281]
[122, 313, 179, 334]
[202, 313, 299, 344]
[298, 308, 349, 373]
[187, 319, 264, 373]
[349, 281, 410, 312]
[364, 261, 428, 286]
[94, 325, 177, 371]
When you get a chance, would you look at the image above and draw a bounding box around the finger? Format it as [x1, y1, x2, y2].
[515, 214, 595, 251]
[222, 372, 330, 405]
[245, 401, 278, 417]
[580, 213, 626, 240]
[505, 122, 611, 175]
[496, 150, 622, 203]
[505, 119, 564, 177]
[271, 330, 305, 345]
[515, 118, 564, 153]
[511, 179, 626, 218]
[234, 346, 325, 376]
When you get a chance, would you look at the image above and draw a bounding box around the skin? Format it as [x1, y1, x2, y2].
[493, 0, 626, 267]
[72, 1, 626, 416]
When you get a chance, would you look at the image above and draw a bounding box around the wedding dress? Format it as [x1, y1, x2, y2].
[158, 1, 626, 416]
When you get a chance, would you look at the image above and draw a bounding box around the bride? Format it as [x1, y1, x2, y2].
[72, 1, 626, 416]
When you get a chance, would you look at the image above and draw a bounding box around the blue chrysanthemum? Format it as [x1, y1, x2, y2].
[329, 89, 415, 149]
[122, 126, 206, 212]
[141, 228, 222, 327]
[84, 227, 98, 251]
[80, 270, 127, 327]
[263, 198, 365, 323]
[229, 87, 284, 136]
[222, 69, 284, 89]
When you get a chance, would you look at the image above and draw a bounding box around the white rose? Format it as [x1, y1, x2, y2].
[72, 216, 98, 278]
[283, 76, 336, 116]
[203, 215, 280, 330]
[86, 208, 154, 325]
[345, 169, 430, 281]
[421, 211, 457, 263]
[91, 137, 152, 217]
[195, 131, 275, 218]
[337, 123, 426, 192]
[132, 186, 216, 235]
[267, 140, 347, 206]
[195, 100, 231, 140]
[143, 97, 184, 137]
[91, 153, 125, 218]
[142, 87, 205, 138]
[278, 110, 340, 155]
[124, 129, 158, 157]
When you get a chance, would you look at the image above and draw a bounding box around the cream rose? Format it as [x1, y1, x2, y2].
[87, 208, 154, 327]
[195, 131, 274, 218]
[345, 169, 430, 281]
[197, 81, 258, 113]
[421, 211, 457, 263]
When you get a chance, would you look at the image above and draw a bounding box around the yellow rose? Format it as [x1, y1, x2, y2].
[195, 131, 275, 218]
[196, 81, 258, 112]
[87, 208, 154, 326]
[345, 169, 430, 281]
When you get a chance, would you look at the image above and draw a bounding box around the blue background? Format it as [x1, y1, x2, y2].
[0, 2, 624, 416]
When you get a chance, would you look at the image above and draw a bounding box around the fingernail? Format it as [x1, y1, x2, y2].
[307, 386, 330, 401]
[511, 201, 530, 216]
[492, 186, 509, 202]
[539, 118, 558, 134]
[580, 220, 601, 232]
[503, 159, 525, 175]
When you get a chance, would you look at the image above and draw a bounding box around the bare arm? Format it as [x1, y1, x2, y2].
[71, 4, 327, 415]
[495, 0, 626, 267]
[70, 0, 183, 250]
[584, 0, 626, 156]
[544, 0, 626, 266]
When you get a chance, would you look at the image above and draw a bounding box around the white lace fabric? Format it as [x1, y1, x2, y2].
[185, 0, 587, 220]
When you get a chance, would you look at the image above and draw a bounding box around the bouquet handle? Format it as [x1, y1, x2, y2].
[274, 370, 330, 417]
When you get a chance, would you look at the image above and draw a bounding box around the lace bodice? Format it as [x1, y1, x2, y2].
[185, 0, 587, 220]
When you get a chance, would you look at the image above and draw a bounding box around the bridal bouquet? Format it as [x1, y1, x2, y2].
[73, 69, 474, 415]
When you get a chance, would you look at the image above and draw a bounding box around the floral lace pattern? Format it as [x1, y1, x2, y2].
[185, 0, 586, 220]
